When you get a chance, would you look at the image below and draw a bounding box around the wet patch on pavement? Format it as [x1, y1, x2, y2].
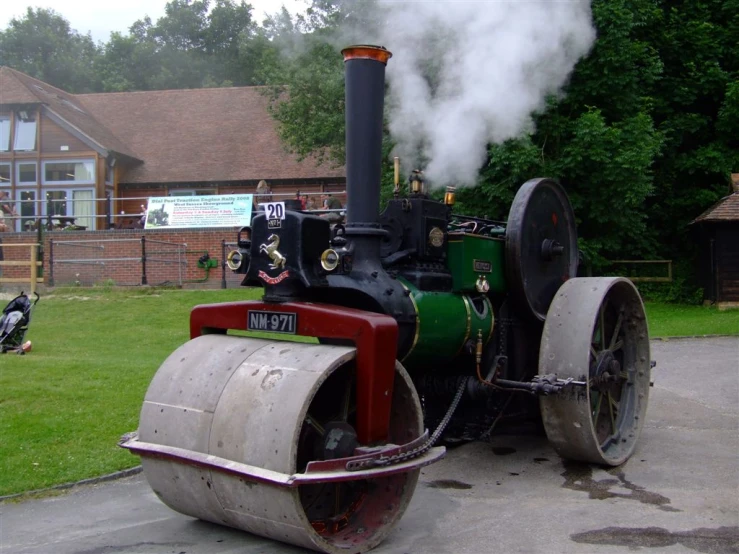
[570, 526, 739, 554]
[562, 461, 680, 512]
[425, 479, 473, 490]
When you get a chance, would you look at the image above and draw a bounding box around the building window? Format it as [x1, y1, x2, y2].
[14, 113, 37, 151]
[72, 190, 94, 228]
[0, 117, 10, 152]
[17, 162, 37, 184]
[0, 163, 10, 185]
[19, 190, 38, 232]
[46, 191, 68, 217]
[43, 160, 95, 184]
[45, 189, 95, 229]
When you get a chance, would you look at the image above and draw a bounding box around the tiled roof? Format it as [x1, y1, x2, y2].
[692, 193, 739, 223]
[0, 66, 139, 160]
[0, 67, 41, 104]
[78, 87, 345, 184]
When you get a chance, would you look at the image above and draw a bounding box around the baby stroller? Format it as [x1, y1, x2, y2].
[0, 291, 39, 354]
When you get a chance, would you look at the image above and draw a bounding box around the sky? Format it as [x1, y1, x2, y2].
[0, 0, 309, 43]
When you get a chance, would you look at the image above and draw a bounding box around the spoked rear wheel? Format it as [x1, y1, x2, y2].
[539, 277, 651, 466]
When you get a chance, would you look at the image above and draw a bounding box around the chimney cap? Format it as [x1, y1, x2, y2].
[342, 45, 392, 64]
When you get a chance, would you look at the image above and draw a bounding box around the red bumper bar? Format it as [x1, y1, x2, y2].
[190, 301, 398, 444]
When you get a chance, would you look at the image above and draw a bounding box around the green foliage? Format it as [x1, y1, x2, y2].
[96, 0, 259, 91]
[0, 8, 101, 93]
[260, 38, 346, 165]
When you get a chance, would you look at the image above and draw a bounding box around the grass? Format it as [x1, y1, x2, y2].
[0, 287, 261, 497]
[0, 289, 737, 498]
[645, 302, 739, 338]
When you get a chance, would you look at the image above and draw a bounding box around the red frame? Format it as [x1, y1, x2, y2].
[190, 301, 397, 444]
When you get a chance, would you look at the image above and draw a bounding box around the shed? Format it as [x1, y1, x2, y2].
[691, 174, 739, 308]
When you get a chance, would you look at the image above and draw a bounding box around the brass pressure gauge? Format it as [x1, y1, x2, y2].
[320, 249, 340, 271]
[428, 227, 445, 248]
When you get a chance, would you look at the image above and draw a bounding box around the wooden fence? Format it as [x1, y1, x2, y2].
[0, 243, 43, 294]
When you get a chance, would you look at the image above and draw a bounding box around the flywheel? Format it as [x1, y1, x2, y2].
[539, 277, 651, 466]
[134, 334, 425, 553]
[505, 178, 578, 321]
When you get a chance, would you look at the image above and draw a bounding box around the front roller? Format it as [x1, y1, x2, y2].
[539, 277, 651, 466]
[122, 335, 434, 553]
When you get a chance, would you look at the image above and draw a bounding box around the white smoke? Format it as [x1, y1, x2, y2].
[372, 0, 596, 186]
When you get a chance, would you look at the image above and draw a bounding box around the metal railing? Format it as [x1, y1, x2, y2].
[48, 237, 186, 287]
[2, 190, 348, 231]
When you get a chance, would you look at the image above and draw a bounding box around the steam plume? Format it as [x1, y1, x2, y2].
[372, 0, 596, 186]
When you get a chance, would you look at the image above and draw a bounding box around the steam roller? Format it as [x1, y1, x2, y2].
[121, 44, 652, 553]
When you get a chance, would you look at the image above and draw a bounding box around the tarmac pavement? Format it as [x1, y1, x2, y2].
[1, 336, 738, 554]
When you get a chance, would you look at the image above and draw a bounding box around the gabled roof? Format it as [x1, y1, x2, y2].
[0, 66, 40, 104]
[692, 193, 739, 223]
[0, 66, 139, 161]
[77, 87, 344, 184]
[692, 175, 739, 224]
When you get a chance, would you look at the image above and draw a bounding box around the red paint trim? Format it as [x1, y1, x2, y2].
[190, 301, 397, 444]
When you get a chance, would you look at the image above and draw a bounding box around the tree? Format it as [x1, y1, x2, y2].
[0, 8, 101, 93]
[471, 0, 666, 267]
[259, 0, 738, 292]
[256, 1, 381, 165]
[96, 0, 259, 91]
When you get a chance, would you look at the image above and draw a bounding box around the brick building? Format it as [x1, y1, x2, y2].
[0, 66, 345, 232]
[0, 66, 345, 289]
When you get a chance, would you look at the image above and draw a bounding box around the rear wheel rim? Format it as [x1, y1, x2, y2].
[539, 278, 650, 466]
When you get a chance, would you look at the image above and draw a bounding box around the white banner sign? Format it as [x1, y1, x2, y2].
[144, 194, 253, 229]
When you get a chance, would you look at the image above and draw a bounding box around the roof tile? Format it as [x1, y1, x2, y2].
[692, 193, 739, 223]
[78, 87, 344, 184]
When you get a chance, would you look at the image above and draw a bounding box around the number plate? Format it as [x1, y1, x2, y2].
[247, 310, 297, 334]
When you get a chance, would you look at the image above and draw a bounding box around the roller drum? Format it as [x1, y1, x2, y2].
[138, 334, 423, 553]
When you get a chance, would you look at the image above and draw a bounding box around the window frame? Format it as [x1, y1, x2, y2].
[17, 161, 38, 184]
[15, 188, 39, 232]
[0, 116, 10, 152]
[43, 186, 97, 229]
[13, 115, 37, 152]
[0, 162, 10, 186]
[42, 159, 96, 185]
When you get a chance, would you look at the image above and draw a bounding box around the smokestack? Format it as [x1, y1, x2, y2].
[341, 45, 392, 239]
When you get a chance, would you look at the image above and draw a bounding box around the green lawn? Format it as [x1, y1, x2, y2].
[645, 302, 739, 338]
[0, 287, 261, 497]
[0, 289, 736, 497]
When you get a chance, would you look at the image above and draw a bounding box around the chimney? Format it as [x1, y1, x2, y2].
[731, 173, 738, 194]
[341, 45, 392, 253]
